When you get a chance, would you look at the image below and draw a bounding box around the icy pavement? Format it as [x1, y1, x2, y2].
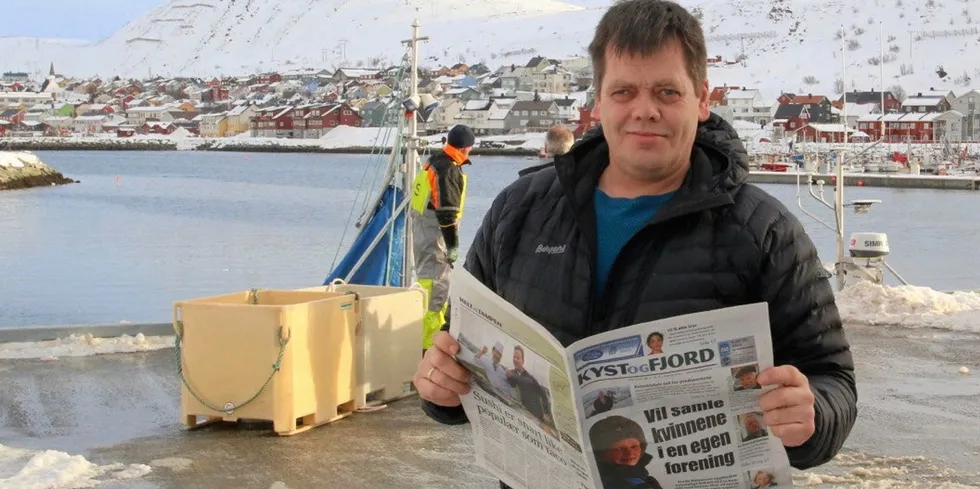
[0, 333, 174, 360]
[1, 323, 977, 489]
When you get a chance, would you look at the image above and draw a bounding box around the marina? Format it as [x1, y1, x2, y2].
[747, 170, 980, 190]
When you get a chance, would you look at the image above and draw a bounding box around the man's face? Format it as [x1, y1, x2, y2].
[739, 371, 757, 389]
[513, 349, 524, 370]
[602, 438, 643, 466]
[492, 348, 502, 364]
[745, 415, 762, 434]
[594, 39, 709, 184]
[753, 471, 773, 487]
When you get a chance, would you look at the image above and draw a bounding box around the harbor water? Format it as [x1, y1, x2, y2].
[1, 150, 978, 329]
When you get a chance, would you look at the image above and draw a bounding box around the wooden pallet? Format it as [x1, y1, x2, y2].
[182, 399, 357, 436]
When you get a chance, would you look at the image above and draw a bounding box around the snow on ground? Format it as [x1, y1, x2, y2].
[0, 152, 47, 169]
[0, 333, 174, 360]
[0, 443, 151, 488]
[1, 283, 978, 361]
[3, 127, 551, 152]
[837, 282, 980, 333]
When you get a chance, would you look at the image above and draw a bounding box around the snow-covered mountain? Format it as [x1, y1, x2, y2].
[2, 0, 979, 98]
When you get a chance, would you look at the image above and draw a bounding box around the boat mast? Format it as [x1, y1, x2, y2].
[836, 23, 846, 291]
[402, 19, 427, 285]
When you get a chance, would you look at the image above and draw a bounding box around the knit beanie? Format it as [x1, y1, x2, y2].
[447, 125, 476, 148]
[589, 415, 646, 453]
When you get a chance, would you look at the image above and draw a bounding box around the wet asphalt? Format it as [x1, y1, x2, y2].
[1, 324, 977, 489]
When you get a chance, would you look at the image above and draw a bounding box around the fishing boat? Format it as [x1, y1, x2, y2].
[324, 19, 436, 290]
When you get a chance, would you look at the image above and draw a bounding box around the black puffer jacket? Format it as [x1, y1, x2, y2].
[422, 113, 857, 473]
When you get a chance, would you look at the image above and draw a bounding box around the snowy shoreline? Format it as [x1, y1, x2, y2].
[1, 282, 978, 360]
[0, 151, 77, 190]
[0, 127, 547, 155]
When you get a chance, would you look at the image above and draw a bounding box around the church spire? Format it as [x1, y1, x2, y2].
[49, 62, 55, 77]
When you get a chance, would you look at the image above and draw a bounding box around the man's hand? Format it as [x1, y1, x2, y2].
[414, 331, 471, 407]
[758, 365, 816, 447]
[447, 246, 459, 264]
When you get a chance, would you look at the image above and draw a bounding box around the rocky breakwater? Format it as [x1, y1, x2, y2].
[0, 151, 76, 191]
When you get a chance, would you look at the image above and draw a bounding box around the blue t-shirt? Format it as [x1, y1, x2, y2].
[593, 188, 674, 300]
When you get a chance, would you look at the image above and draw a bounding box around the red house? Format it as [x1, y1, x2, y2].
[708, 86, 729, 106]
[120, 95, 136, 110]
[250, 107, 294, 137]
[573, 105, 598, 139]
[794, 123, 856, 143]
[857, 112, 947, 142]
[323, 103, 361, 128]
[772, 104, 810, 132]
[0, 121, 8, 137]
[776, 92, 796, 105]
[202, 86, 229, 102]
[141, 121, 177, 135]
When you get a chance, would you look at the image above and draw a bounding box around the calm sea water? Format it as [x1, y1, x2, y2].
[1, 150, 977, 328]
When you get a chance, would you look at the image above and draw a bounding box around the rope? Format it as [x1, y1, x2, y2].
[329, 51, 412, 272]
[173, 319, 291, 416]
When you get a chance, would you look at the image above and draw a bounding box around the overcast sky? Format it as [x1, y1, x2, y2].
[3, 0, 165, 40]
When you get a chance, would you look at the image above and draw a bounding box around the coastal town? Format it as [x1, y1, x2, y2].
[0, 57, 978, 154]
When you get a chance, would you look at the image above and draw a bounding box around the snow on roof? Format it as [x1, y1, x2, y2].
[462, 99, 491, 111]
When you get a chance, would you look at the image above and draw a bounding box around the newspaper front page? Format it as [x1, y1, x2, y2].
[569, 303, 792, 489]
[448, 268, 792, 489]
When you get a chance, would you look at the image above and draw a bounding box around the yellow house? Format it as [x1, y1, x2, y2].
[199, 113, 228, 138]
[177, 102, 198, 113]
[224, 104, 256, 136]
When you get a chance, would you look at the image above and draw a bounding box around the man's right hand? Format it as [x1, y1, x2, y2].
[415, 331, 471, 407]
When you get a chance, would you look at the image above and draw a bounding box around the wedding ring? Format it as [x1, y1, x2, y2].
[426, 367, 435, 380]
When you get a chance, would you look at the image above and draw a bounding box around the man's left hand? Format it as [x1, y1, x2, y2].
[757, 365, 815, 447]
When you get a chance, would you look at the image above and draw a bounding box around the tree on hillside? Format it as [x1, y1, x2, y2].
[888, 84, 907, 102]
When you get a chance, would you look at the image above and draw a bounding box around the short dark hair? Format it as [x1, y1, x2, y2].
[588, 0, 707, 93]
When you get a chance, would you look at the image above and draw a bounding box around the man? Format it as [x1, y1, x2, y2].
[410, 124, 475, 351]
[544, 124, 575, 157]
[742, 413, 769, 441]
[521, 124, 575, 177]
[413, 1, 856, 486]
[474, 341, 515, 398]
[505, 345, 552, 425]
[593, 390, 615, 415]
[735, 365, 762, 391]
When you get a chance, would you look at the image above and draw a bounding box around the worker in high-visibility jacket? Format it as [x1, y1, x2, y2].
[410, 124, 476, 352]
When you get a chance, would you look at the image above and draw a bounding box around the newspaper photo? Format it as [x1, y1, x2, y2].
[448, 267, 792, 489]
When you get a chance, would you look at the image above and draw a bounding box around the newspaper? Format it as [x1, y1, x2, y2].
[447, 267, 792, 489]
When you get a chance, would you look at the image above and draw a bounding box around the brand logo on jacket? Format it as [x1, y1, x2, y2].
[535, 244, 566, 254]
